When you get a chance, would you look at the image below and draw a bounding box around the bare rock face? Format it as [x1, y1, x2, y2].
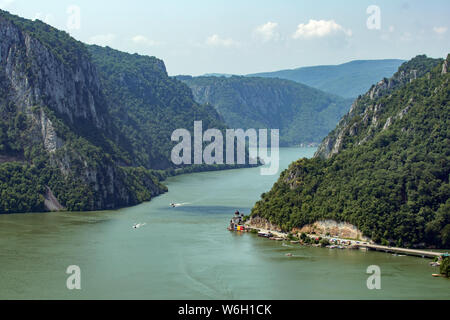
[293, 220, 370, 241]
[247, 216, 282, 232]
[43, 187, 65, 211]
[0, 17, 109, 136]
[36, 109, 64, 153]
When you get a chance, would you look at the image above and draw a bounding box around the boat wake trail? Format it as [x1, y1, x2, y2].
[170, 202, 191, 208]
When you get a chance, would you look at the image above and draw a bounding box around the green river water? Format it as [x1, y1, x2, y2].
[0, 148, 448, 299]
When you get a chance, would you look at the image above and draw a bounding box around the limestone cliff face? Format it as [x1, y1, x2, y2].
[0, 12, 165, 212]
[294, 220, 369, 241]
[247, 216, 283, 232]
[247, 216, 369, 241]
[0, 15, 118, 156]
[314, 55, 444, 159]
[0, 19, 108, 130]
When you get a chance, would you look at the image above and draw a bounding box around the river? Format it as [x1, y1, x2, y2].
[0, 148, 448, 299]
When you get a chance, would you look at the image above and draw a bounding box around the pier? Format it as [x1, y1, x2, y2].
[246, 225, 448, 259]
[356, 243, 447, 258]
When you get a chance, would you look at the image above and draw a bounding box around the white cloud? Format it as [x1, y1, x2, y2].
[292, 19, 352, 39]
[254, 21, 279, 42]
[0, 0, 15, 9]
[205, 34, 237, 47]
[132, 35, 160, 47]
[87, 34, 116, 47]
[433, 26, 448, 35]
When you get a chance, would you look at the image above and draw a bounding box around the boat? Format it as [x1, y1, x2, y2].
[432, 274, 441, 277]
[132, 223, 146, 229]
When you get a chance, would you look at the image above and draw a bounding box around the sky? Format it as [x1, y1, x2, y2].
[0, 0, 449, 76]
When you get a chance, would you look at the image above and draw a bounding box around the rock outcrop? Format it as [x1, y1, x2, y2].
[315, 55, 444, 159]
[0, 17, 108, 130]
[293, 220, 369, 241]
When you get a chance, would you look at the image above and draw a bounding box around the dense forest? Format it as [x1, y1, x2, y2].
[251, 55, 450, 248]
[179, 75, 352, 146]
[88, 45, 229, 170]
[0, 10, 241, 214]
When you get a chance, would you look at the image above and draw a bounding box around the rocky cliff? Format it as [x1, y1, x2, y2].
[315, 55, 444, 159]
[0, 10, 168, 213]
[0, 15, 109, 132]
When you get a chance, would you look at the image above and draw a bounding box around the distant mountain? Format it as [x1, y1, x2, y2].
[247, 59, 405, 99]
[202, 73, 235, 78]
[178, 75, 353, 146]
[250, 55, 449, 247]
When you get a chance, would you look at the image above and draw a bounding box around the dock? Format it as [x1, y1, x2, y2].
[246, 225, 448, 259]
[356, 243, 446, 258]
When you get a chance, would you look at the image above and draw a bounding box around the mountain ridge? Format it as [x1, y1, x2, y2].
[247, 59, 405, 98]
[178, 75, 353, 146]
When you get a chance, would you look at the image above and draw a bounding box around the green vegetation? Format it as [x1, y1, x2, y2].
[440, 257, 449, 277]
[248, 59, 405, 99]
[0, 9, 89, 71]
[0, 11, 240, 214]
[251, 55, 450, 248]
[0, 163, 45, 213]
[287, 233, 299, 241]
[179, 75, 352, 146]
[89, 45, 231, 169]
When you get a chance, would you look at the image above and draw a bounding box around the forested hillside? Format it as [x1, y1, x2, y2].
[0, 10, 232, 213]
[179, 76, 352, 146]
[251, 55, 450, 248]
[89, 46, 227, 170]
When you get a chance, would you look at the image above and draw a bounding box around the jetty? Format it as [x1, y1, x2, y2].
[245, 225, 448, 259]
[355, 243, 446, 258]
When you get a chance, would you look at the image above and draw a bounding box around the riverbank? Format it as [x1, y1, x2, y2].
[244, 218, 449, 260]
[2, 147, 449, 299]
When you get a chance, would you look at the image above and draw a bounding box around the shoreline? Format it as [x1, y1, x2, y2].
[0, 162, 261, 216]
[244, 223, 449, 260]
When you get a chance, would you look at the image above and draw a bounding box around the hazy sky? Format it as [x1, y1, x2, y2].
[1, 0, 449, 75]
